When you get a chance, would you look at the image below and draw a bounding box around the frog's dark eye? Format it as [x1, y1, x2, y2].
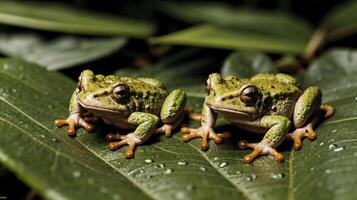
[240, 86, 259, 105]
[112, 83, 130, 100]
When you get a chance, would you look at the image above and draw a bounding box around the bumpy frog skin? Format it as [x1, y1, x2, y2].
[55, 70, 187, 158]
[181, 73, 335, 163]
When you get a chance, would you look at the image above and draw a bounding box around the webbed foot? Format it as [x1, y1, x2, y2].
[181, 127, 231, 150]
[106, 133, 143, 159]
[286, 123, 316, 150]
[54, 114, 94, 136]
[239, 140, 284, 163]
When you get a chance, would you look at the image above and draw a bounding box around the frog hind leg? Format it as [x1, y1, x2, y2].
[286, 87, 335, 149]
[239, 115, 291, 163]
[106, 112, 159, 159]
[54, 91, 94, 136]
[155, 89, 186, 137]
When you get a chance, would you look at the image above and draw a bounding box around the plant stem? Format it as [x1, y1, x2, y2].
[303, 25, 327, 62]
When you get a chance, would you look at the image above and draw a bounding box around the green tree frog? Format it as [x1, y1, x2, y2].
[181, 73, 334, 163]
[55, 70, 187, 158]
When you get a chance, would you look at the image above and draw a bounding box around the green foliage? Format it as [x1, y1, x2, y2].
[0, 1, 154, 37]
[0, 49, 356, 200]
[0, 33, 127, 70]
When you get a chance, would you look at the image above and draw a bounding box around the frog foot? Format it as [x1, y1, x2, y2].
[184, 108, 202, 122]
[181, 127, 231, 150]
[155, 124, 174, 137]
[286, 122, 316, 150]
[239, 140, 284, 163]
[106, 133, 142, 159]
[54, 114, 94, 136]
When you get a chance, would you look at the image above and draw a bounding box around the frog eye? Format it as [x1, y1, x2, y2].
[240, 86, 259, 105]
[112, 83, 130, 100]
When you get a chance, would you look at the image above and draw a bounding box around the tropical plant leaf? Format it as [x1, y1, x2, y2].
[152, 1, 313, 54]
[0, 33, 127, 70]
[221, 51, 277, 78]
[155, 1, 313, 39]
[323, 0, 357, 40]
[150, 24, 309, 54]
[0, 1, 154, 37]
[0, 49, 356, 200]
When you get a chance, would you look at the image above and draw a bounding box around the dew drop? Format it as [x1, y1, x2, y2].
[144, 159, 153, 164]
[112, 194, 121, 200]
[219, 162, 227, 168]
[159, 163, 165, 168]
[178, 161, 188, 166]
[100, 187, 108, 194]
[332, 129, 337, 133]
[72, 171, 81, 178]
[310, 167, 314, 171]
[139, 169, 145, 173]
[236, 171, 243, 174]
[186, 185, 195, 191]
[271, 173, 284, 179]
[328, 138, 335, 143]
[199, 167, 207, 172]
[52, 138, 58, 142]
[40, 134, 45, 138]
[319, 142, 324, 146]
[164, 168, 173, 174]
[174, 191, 187, 200]
[328, 144, 337, 151]
[325, 169, 331, 174]
[213, 157, 219, 161]
[246, 174, 257, 181]
[355, 97, 357, 101]
[334, 147, 344, 152]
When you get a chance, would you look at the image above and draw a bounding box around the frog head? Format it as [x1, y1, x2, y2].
[205, 73, 264, 120]
[76, 70, 131, 114]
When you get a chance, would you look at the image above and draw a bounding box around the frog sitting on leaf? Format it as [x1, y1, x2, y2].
[55, 70, 199, 158]
[181, 73, 334, 163]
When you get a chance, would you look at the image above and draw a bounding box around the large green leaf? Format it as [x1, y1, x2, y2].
[151, 2, 313, 53]
[221, 51, 277, 78]
[0, 49, 357, 200]
[151, 24, 309, 54]
[0, 33, 127, 70]
[324, 0, 357, 40]
[0, 1, 154, 37]
[155, 1, 313, 39]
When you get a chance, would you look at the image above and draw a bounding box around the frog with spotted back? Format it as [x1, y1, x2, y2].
[181, 73, 334, 163]
[55, 70, 188, 158]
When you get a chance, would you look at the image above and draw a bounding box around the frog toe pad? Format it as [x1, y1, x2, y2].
[286, 123, 316, 150]
[107, 133, 142, 159]
[54, 114, 94, 136]
[181, 127, 231, 150]
[239, 141, 283, 163]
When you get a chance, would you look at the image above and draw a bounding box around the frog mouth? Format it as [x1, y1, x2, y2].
[208, 104, 256, 116]
[78, 100, 126, 113]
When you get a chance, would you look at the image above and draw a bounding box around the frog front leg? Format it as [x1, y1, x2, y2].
[181, 101, 230, 150]
[286, 86, 334, 149]
[106, 112, 159, 159]
[239, 115, 291, 163]
[155, 89, 186, 137]
[54, 91, 94, 136]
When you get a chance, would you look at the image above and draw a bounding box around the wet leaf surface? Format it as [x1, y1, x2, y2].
[0, 49, 356, 199]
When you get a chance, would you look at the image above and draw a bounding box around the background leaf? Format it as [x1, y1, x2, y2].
[151, 1, 313, 53]
[221, 51, 277, 78]
[323, 0, 357, 40]
[0, 33, 127, 70]
[151, 24, 309, 54]
[0, 49, 357, 200]
[0, 1, 154, 37]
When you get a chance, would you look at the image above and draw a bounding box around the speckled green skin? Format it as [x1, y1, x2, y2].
[68, 70, 186, 140]
[202, 73, 321, 147]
